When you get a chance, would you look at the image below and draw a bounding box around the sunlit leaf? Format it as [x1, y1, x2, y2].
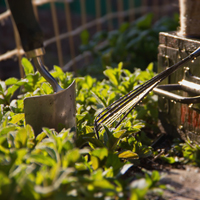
[0, 126, 17, 136]
[65, 148, 80, 166]
[118, 150, 139, 159]
[9, 113, 25, 124]
[92, 148, 108, 160]
[41, 82, 53, 94]
[104, 68, 118, 86]
[15, 128, 28, 148]
[151, 170, 160, 183]
[147, 62, 154, 71]
[91, 155, 99, 170]
[22, 57, 34, 75]
[5, 77, 18, 86]
[27, 154, 56, 166]
[84, 137, 104, 149]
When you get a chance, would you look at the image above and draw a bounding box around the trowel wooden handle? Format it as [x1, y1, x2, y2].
[7, 0, 44, 52]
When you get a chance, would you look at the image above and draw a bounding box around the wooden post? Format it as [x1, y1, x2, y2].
[13, 24, 24, 78]
[153, 0, 159, 21]
[117, 0, 123, 26]
[106, 0, 113, 31]
[142, 0, 147, 15]
[50, 2, 63, 67]
[80, 0, 87, 28]
[96, 0, 101, 31]
[80, 0, 88, 64]
[65, 2, 77, 71]
[179, 0, 200, 38]
[129, 0, 135, 23]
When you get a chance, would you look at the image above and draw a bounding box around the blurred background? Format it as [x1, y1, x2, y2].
[0, 0, 179, 80]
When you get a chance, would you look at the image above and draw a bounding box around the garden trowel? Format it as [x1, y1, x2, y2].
[7, 0, 76, 135]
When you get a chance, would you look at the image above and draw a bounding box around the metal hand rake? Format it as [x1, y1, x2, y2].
[94, 47, 200, 138]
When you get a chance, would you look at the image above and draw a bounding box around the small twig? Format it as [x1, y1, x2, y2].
[152, 149, 165, 162]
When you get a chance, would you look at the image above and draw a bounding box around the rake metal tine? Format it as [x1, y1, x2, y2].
[100, 80, 159, 129]
[95, 72, 165, 125]
[95, 67, 169, 123]
[94, 80, 161, 138]
[94, 72, 177, 137]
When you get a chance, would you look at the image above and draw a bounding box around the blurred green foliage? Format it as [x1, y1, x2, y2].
[79, 13, 179, 79]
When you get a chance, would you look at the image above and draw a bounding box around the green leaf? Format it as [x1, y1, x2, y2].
[22, 57, 34, 75]
[0, 145, 10, 154]
[36, 132, 47, 144]
[105, 153, 123, 173]
[151, 170, 160, 183]
[93, 179, 115, 190]
[75, 162, 88, 171]
[118, 62, 123, 71]
[118, 150, 139, 159]
[80, 30, 90, 45]
[5, 77, 18, 86]
[28, 154, 56, 166]
[91, 155, 99, 170]
[0, 126, 17, 136]
[41, 82, 53, 94]
[0, 98, 5, 105]
[85, 126, 94, 134]
[92, 148, 108, 160]
[119, 22, 130, 33]
[0, 81, 6, 92]
[15, 128, 28, 148]
[113, 129, 126, 139]
[52, 65, 64, 78]
[147, 62, 153, 71]
[86, 75, 94, 88]
[138, 146, 153, 158]
[160, 156, 176, 164]
[103, 126, 122, 151]
[9, 113, 24, 124]
[136, 13, 153, 29]
[85, 137, 104, 149]
[104, 68, 118, 86]
[92, 90, 107, 107]
[6, 85, 20, 100]
[65, 148, 80, 165]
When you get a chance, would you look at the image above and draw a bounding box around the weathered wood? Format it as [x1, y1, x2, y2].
[179, 0, 200, 38]
[158, 31, 200, 142]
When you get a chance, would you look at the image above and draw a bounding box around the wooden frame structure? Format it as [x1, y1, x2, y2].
[0, 0, 178, 78]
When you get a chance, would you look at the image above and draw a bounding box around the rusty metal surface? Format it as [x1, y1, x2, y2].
[157, 32, 200, 143]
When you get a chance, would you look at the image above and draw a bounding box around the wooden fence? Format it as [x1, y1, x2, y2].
[0, 0, 179, 79]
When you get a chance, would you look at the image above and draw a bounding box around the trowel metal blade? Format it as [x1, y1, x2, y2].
[24, 80, 76, 135]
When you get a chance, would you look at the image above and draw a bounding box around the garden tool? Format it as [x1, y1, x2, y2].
[94, 46, 200, 138]
[7, 0, 76, 135]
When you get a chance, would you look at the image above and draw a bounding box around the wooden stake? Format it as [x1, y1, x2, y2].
[50, 2, 63, 67]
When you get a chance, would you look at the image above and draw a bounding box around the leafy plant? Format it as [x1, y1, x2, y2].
[0, 58, 166, 199]
[79, 13, 179, 78]
[1, 55, 200, 199]
[181, 140, 200, 166]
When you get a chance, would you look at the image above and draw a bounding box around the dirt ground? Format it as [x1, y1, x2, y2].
[159, 166, 200, 199]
